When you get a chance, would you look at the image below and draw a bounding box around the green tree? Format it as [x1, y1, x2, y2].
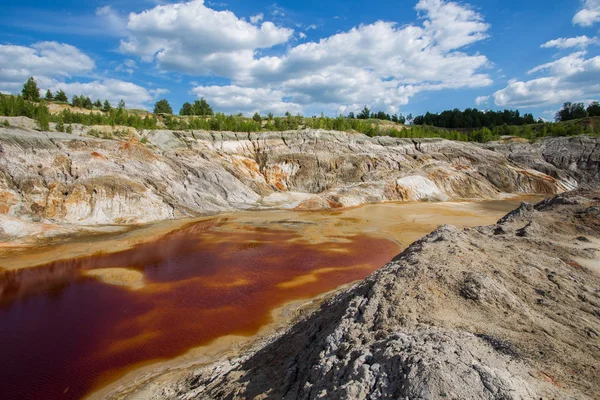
[22, 77, 40, 102]
[587, 101, 600, 117]
[82, 96, 93, 110]
[118, 99, 126, 110]
[71, 95, 81, 107]
[35, 104, 51, 131]
[268, 112, 274, 120]
[45, 90, 54, 101]
[252, 112, 262, 122]
[103, 100, 112, 112]
[192, 98, 213, 116]
[154, 99, 173, 114]
[180, 102, 193, 115]
[358, 106, 370, 119]
[55, 90, 68, 103]
[94, 99, 102, 108]
[556, 102, 587, 121]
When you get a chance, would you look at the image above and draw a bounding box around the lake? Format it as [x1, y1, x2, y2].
[0, 198, 540, 399]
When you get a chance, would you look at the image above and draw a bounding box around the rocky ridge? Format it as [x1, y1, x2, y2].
[152, 189, 600, 400]
[0, 121, 598, 239]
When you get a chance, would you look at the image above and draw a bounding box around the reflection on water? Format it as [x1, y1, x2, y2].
[0, 219, 399, 400]
[0, 196, 543, 400]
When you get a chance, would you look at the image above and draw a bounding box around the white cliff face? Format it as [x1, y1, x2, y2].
[395, 175, 448, 201]
[0, 122, 598, 230]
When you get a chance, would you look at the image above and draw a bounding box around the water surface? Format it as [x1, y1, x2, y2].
[0, 198, 540, 399]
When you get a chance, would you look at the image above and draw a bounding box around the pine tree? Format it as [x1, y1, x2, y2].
[252, 112, 262, 122]
[82, 97, 93, 110]
[358, 106, 370, 119]
[94, 99, 102, 108]
[103, 100, 112, 112]
[45, 90, 54, 101]
[118, 99, 126, 110]
[22, 77, 40, 102]
[55, 90, 68, 103]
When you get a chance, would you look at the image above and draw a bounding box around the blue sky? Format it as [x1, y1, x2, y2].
[1, 0, 599, 119]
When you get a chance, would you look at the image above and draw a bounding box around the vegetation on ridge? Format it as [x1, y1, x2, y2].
[0, 77, 598, 143]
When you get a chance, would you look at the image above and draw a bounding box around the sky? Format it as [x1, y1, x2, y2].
[0, 0, 599, 119]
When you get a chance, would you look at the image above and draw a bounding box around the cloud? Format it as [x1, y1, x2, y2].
[191, 85, 302, 115]
[124, 59, 137, 69]
[298, 32, 307, 39]
[0, 42, 165, 110]
[475, 95, 490, 106]
[120, 0, 294, 75]
[491, 52, 600, 107]
[250, 13, 264, 24]
[4, 6, 127, 37]
[0, 42, 95, 93]
[271, 4, 285, 17]
[95, 5, 127, 36]
[122, 0, 492, 114]
[482, 1, 600, 110]
[116, 59, 139, 75]
[573, 0, 600, 26]
[541, 35, 598, 49]
[415, 0, 489, 52]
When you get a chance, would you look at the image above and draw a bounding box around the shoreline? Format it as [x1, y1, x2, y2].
[0, 195, 548, 399]
[0, 194, 544, 272]
[85, 281, 358, 400]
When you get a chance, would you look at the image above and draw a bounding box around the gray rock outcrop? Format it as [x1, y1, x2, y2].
[166, 189, 600, 400]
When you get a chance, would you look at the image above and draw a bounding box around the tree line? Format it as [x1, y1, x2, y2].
[22, 77, 123, 112]
[3, 77, 599, 143]
[412, 108, 537, 129]
[555, 102, 600, 121]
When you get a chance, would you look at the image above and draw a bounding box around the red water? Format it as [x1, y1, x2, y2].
[0, 218, 399, 399]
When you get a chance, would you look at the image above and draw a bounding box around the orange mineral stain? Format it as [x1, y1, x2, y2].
[0, 219, 399, 400]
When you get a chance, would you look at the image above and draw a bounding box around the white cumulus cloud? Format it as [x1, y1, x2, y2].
[192, 85, 302, 115]
[119, 0, 294, 74]
[0, 42, 95, 93]
[0, 42, 165, 110]
[130, 0, 494, 115]
[573, 0, 600, 26]
[541, 35, 598, 49]
[415, 0, 489, 52]
[492, 52, 600, 107]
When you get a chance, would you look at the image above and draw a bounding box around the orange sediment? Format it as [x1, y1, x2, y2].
[0, 196, 544, 400]
[0, 219, 399, 400]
